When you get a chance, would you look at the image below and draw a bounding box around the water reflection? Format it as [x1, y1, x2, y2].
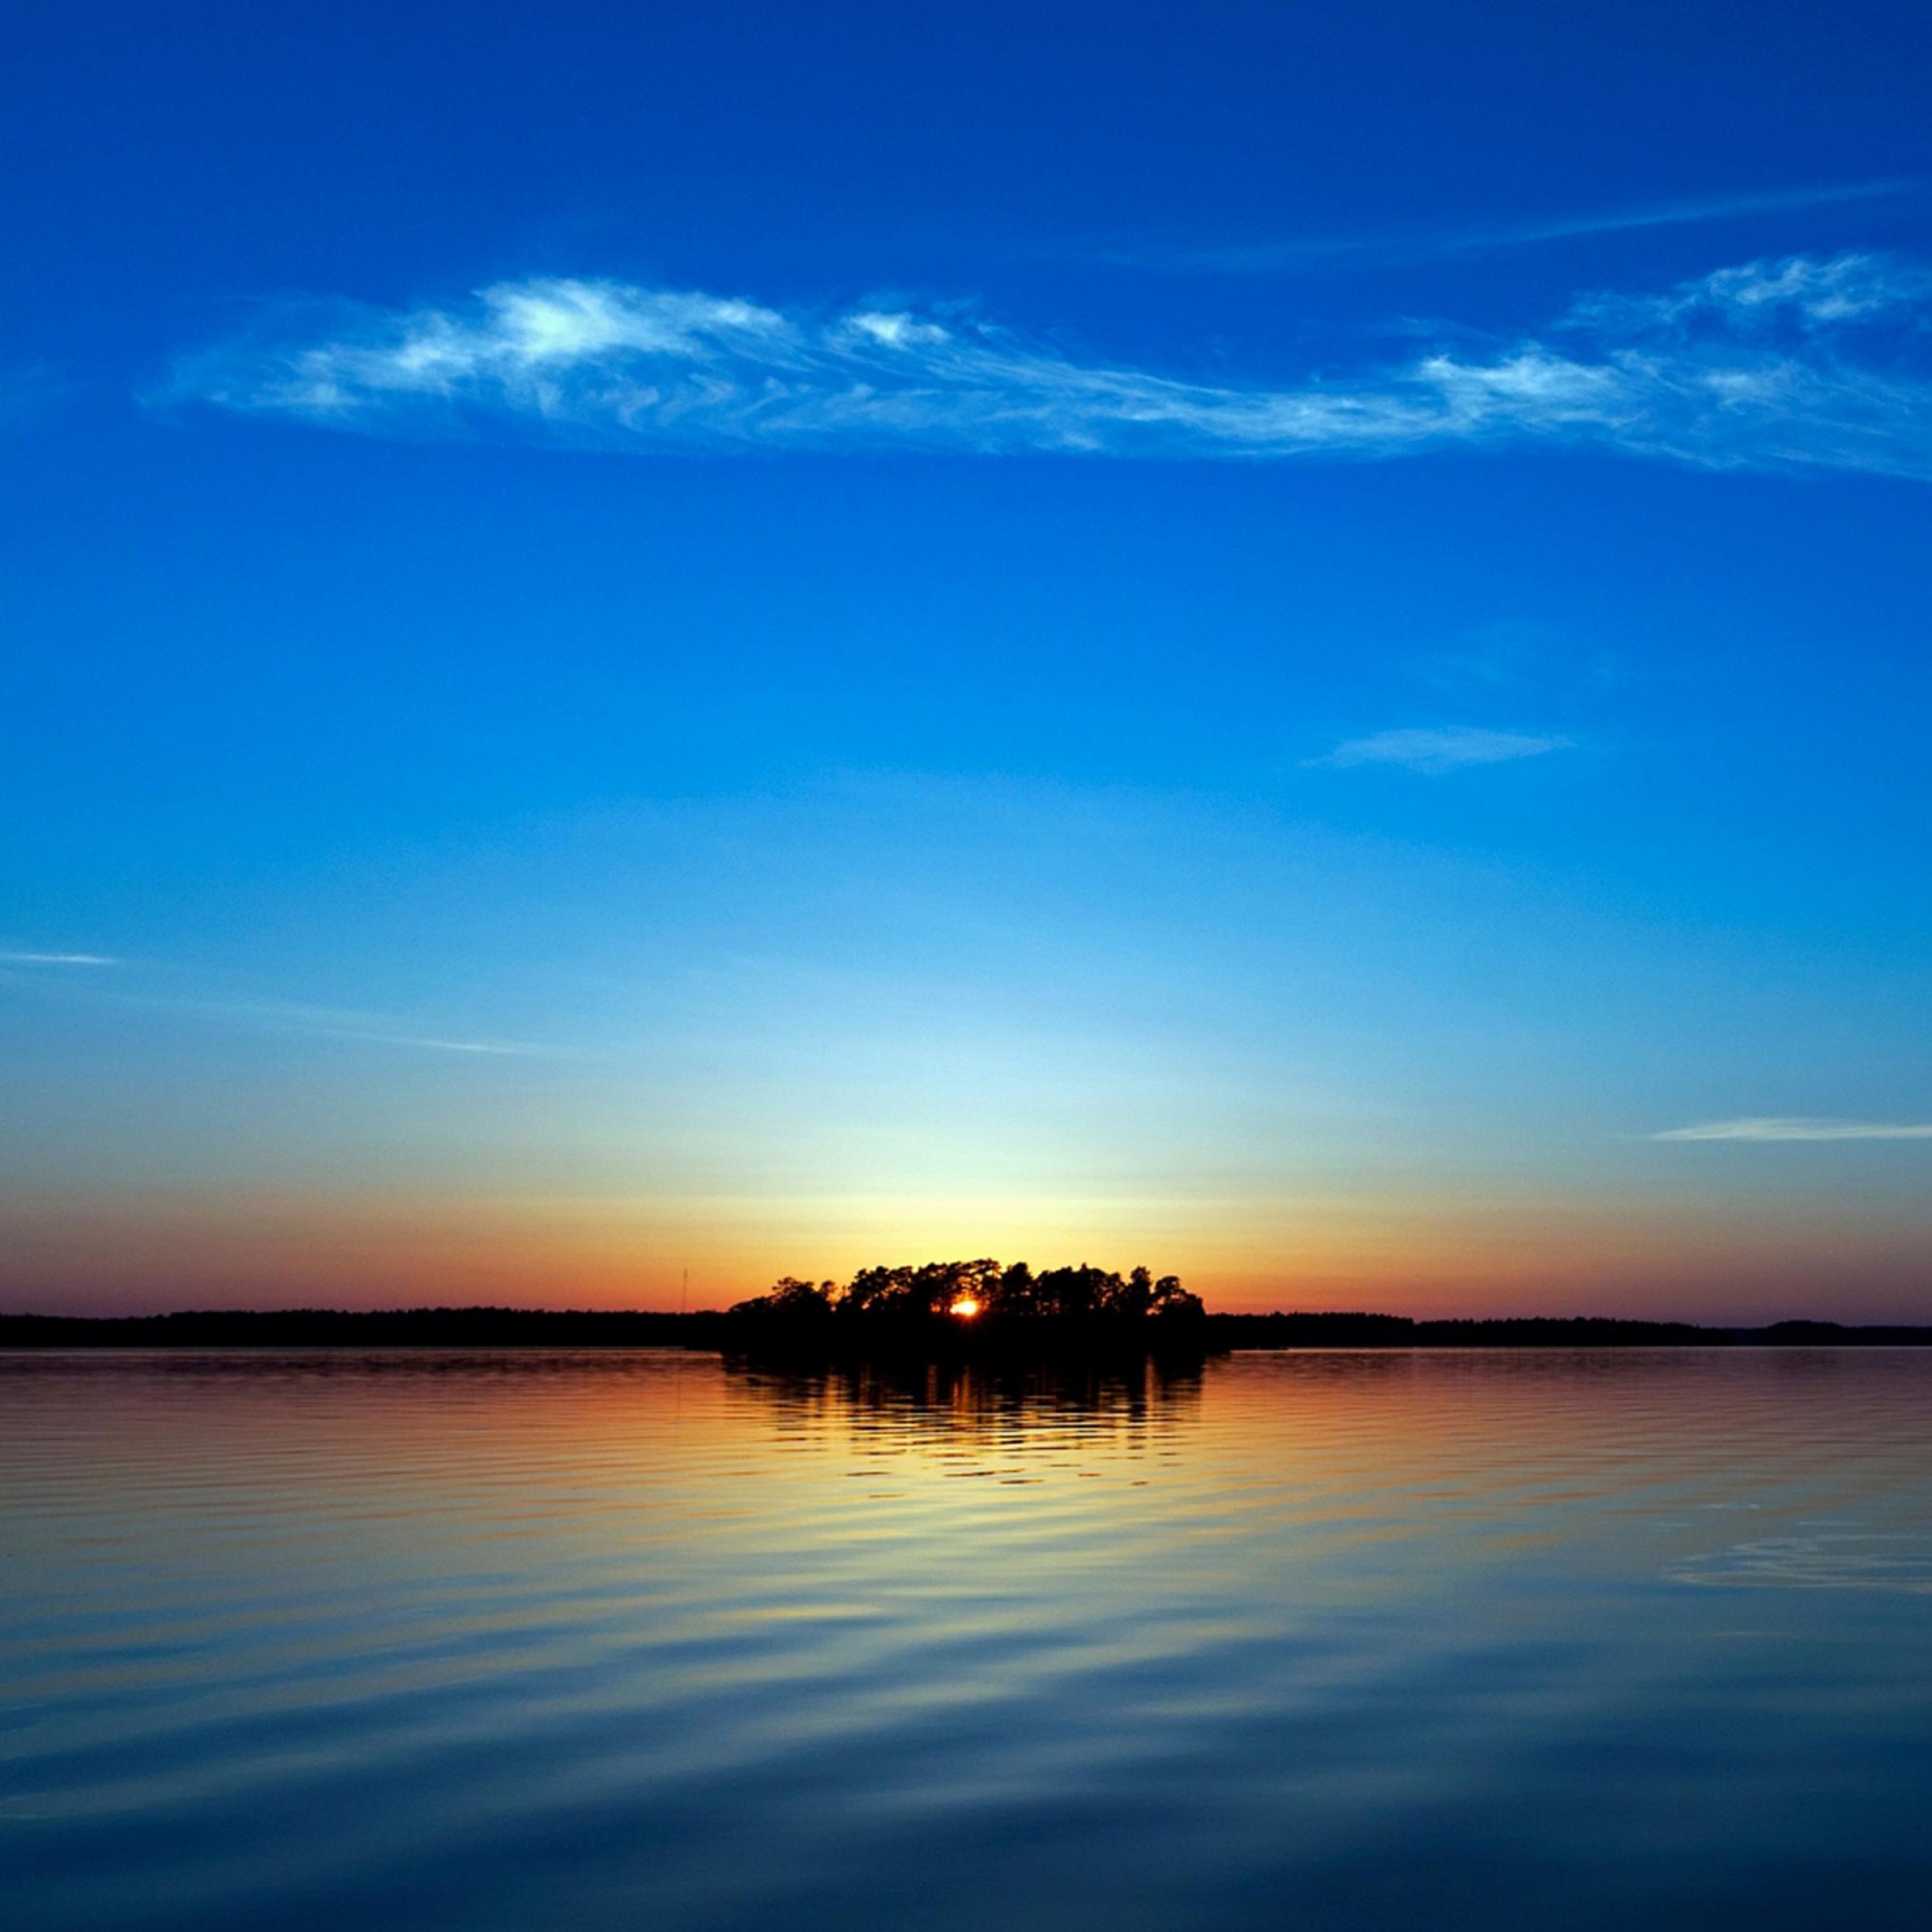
[6, 1348, 1932, 1930]
[728, 1354, 1206, 1449]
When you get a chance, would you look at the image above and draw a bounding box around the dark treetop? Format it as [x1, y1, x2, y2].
[6, 1256, 1932, 1353]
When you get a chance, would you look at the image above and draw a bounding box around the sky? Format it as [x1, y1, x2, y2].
[4, 0, 1930, 1318]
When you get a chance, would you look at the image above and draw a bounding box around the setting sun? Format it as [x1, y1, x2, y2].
[948, 1296, 982, 1320]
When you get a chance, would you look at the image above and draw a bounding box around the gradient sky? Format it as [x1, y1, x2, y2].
[5, 0, 1931, 1318]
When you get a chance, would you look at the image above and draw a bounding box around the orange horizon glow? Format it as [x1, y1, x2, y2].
[7, 1182, 1932, 1326]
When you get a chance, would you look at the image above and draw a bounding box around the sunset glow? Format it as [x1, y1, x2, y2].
[5, 2, 1930, 1328]
[11, 12, 1932, 1932]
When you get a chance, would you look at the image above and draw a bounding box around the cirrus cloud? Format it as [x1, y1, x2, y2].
[1653, 1117, 1932, 1142]
[1106, 179, 1921, 274]
[167, 251, 1932, 480]
[1307, 726, 1573, 775]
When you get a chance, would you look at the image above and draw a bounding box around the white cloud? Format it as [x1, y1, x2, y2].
[1109, 180, 1920, 273]
[1564, 251, 1932, 335]
[169, 252, 1932, 480]
[181, 996, 547, 1057]
[337, 1031, 539, 1056]
[2, 958, 544, 1056]
[1307, 726, 1572, 775]
[1653, 1117, 1932, 1142]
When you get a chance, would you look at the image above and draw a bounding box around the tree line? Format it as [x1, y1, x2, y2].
[730, 1260, 1205, 1323]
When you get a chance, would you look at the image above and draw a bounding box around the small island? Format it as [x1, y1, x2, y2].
[5, 1281, 1932, 1354]
[724, 1258, 1206, 1358]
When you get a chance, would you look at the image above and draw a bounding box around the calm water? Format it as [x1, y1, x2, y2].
[6, 1349, 1932, 1930]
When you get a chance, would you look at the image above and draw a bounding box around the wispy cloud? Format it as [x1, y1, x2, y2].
[1563, 252, 1932, 332]
[1653, 1117, 1932, 1142]
[2, 957, 545, 1056]
[168, 250, 1932, 481]
[169, 995, 547, 1057]
[1307, 726, 1572, 775]
[325, 1029, 539, 1056]
[1112, 179, 1920, 274]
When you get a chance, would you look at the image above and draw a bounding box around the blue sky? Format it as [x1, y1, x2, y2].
[4, 0, 1931, 1315]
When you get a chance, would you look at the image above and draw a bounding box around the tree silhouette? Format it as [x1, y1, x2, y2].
[730, 1259, 1202, 1328]
[729, 1276, 835, 1320]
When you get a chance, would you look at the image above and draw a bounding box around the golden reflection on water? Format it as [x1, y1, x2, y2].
[8, 1349, 1932, 1932]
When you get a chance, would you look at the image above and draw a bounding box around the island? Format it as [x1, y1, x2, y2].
[7, 1257, 1932, 1354]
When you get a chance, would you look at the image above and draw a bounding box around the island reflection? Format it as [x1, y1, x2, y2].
[12, 1348, 1932, 1932]
[724, 1353, 1209, 1459]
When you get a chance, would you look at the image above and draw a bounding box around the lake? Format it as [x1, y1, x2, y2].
[6, 1348, 1932, 1929]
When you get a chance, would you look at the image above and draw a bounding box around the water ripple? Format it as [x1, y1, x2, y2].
[7, 1349, 1932, 1929]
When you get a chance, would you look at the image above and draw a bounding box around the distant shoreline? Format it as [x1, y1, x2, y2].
[3, 1309, 1931, 1351]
